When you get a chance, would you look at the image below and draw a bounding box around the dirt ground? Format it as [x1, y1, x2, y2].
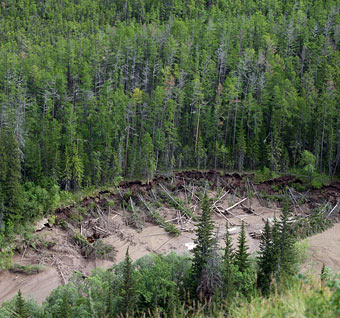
[302, 222, 340, 274]
[0, 171, 339, 305]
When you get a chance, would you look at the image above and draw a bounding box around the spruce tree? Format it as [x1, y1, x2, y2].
[58, 292, 72, 318]
[277, 198, 297, 280]
[105, 283, 115, 318]
[222, 222, 235, 300]
[234, 221, 254, 298]
[257, 219, 274, 295]
[191, 194, 215, 297]
[0, 129, 23, 224]
[119, 247, 136, 317]
[235, 221, 250, 273]
[197, 230, 222, 302]
[12, 290, 29, 318]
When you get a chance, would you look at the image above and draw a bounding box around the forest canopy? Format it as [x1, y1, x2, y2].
[0, 0, 340, 229]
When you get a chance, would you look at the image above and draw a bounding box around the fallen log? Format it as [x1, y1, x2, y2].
[225, 198, 247, 212]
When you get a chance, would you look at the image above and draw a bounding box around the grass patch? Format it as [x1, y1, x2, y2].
[9, 264, 44, 275]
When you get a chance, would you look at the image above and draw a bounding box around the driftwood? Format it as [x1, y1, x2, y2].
[225, 198, 247, 212]
[211, 190, 229, 209]
[327, 202, 339, 218]
[53, 257, 66, 285]
[160, 183, 180, 206]
[214, 209, 235, 226]
[288, 187, 304, 215]
[249, 231, 263, 239]
[250, 182, 265, 206]
[183, 184, 201, 202]
[240, 203, 261, 216]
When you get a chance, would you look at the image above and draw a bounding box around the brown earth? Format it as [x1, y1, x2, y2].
[0, 171, 339, 305]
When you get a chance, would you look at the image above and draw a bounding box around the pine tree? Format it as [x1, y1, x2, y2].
[12, 290, 29, 318]
[277, 198, 297, 279]
[271, 199, 298, 285]
[257, 219, 274, 295]
[58, 292, 72, 318]
[105, 283, 115, 318]
[234, 221, 255, 298]
[119, 247, 136, 317]
[235, 221, 250, 273]
[221, 222, 235, 300]
[191, 194, 215, 297]
[0, 129, 23, 224]
[197, 229, 222, 302]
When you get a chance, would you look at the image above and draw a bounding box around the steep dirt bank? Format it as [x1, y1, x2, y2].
[0, 170, 339, 304]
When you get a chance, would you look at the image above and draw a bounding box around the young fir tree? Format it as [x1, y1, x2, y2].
[191, 194, 215, 297]
[197, 229, 222, 302]
[119, 247, 136, 317]
[12, 290, 29, 318]
[257, 219, 274, 295]
[234, 221, 255, 298]
[235, 221, 250, 274]
[222, 222, 235, 300]
[276, 198, 297, 280]
[105, 283, 115, 318]
[58, 292, 71, 318]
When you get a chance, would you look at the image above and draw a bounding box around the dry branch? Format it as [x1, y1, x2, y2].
[225, 198, 247, 212]
[327, 202, 339, 218]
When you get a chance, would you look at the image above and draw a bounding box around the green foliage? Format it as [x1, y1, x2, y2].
[257, 219, 274, 295]
[272, 200, 299, 284]
[300, 150, 316, 177]
[9, 264, 44, 275]
[234, 221, 255, 298]
[1, 0, 340, 315]
[235, 222, 250, 274]
[72, 231, 116, 261]
[221, 223, 236, 301]
[0, 0, 339, 239]
[119, 248, 136, 316]
[12, 290, 29, 318]
[146, 205, 180, 236]
[191, 194, 215, 296]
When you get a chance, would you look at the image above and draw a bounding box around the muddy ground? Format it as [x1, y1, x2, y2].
[0, 170, 339, 304]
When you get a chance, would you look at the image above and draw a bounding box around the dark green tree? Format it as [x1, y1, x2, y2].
[257, 219, 274, 295]
[235, 221, 250, 274]
[191, 194, 215, 298]
[12, 290, 29, 318]
[58, 292, 72, 318]
[221, 222, 235, 301]
[0, 129, 23, 226]
[119, 248, 136, 317]
[234, 221, 255, 298]
[105, 283, 115, 318]
[276, 198, 297, 280]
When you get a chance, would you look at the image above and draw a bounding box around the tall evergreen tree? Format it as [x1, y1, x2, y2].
[276, 198, 297, 280]
[221, 222, 235, 300]
[257, 219, 274, 295]
[0, 129, 23, 225]
[119, 248, 136, 317]
[12, 290, 29, 318]
[191, 194, 215, 297]
[58, 292, 72, 318]
[235, 221, 250, 274]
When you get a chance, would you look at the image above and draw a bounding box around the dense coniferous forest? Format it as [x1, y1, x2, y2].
[1, 1, 340, 316]
[0, 0, 340, 229]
